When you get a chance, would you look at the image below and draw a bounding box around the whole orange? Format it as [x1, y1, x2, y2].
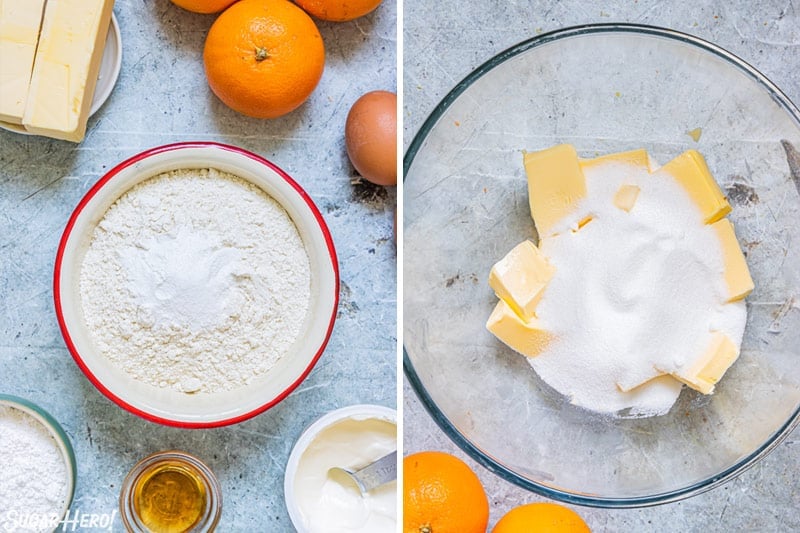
[203, 0, 325, 119]
[492, 502, 591, 533]
[403, 451, 489, 533]
[169, 0, 238, 14]
[294, 0, 382, 21]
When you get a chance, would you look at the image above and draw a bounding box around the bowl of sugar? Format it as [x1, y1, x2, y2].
[0, 394, 77, 533]
[55, 142, 339, 428]
[404, 24, 800, 506]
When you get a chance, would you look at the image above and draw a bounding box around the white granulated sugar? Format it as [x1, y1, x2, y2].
[80, 168, 311, 394]
[530, 161, 747, 418]
[0, 405, 68, 533]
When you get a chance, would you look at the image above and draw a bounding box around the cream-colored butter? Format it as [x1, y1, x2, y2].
[710, 218, 754, 302]
[489, 240, 555, 320]
[22, 0, 114, 142]
[523, 144, 587, 238]
[612, 184, 640, 212]
[580, 148, 650, 172]
[656, 149, 731, 224]
[616, 372, 668, 393]
[668, 332, 738, 394]
[486, 300, 551, 357]
[0, 0, 47, 124]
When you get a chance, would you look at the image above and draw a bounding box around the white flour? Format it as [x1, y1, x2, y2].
[0, 405, 68, 533]
[530, 160, 747, 417]
[79, 168, 311, 393]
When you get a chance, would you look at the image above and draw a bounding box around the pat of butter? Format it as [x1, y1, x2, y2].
[580, 148, 650, 172]
[617, 373, 680, 395]
[523, 144, 587, 238]
[616, 366, 667, 393]
[489, 240, 555, 320]
[22, 0, 114, 142]
[710, 218, 754, 302]
[612, 184, 640, 212]
[657, 150, 731, 224]
[670, 332, 739, 394]
[486, 300, 551, 357]
[0, 0, 47, 124]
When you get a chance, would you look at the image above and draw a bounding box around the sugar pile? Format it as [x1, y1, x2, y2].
[0, 404, 69, 533]
[531, 161, 746, 417]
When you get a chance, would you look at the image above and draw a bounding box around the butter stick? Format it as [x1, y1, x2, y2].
[489, 240, 555, 320]
[657, 150, 731, 224]
[22, 0, 115, 142]
[486, 300, 552, 358]
[0, 0, 47, 124]
[523, 144, 587, 238]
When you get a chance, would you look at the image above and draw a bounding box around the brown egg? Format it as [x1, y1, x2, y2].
[345, 90, 397, 186]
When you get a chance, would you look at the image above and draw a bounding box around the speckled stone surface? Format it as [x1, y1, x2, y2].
[0, 1, 396, 531]
[403, 1, 799, 531]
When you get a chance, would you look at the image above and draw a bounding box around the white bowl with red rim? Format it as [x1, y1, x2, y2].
[54, 142, 339, 428]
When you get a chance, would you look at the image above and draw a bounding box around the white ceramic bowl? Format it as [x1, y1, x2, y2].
[54, 142, 339, 428]
[0, 394, 77, 533]
[284, 404, 397, 532]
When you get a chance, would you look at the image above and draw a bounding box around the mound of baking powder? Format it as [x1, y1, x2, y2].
[79, 168, 311, 393]
[0, 405, 69, 533]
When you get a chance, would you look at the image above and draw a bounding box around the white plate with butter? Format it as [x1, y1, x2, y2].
[0, 12, 122, 135]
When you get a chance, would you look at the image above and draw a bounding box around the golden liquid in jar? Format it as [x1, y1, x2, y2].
[133, 463, 207, 533]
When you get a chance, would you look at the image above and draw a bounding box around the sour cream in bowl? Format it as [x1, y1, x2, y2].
[284, 405, 397, 533]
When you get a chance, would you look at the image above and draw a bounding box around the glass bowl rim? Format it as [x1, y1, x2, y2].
[402, 22, 800, 508]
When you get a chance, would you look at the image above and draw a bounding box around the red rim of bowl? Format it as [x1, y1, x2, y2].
[53, 141, 340, 428]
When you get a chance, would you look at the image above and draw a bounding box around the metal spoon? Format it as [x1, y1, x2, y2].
[328, 451, 397, 495]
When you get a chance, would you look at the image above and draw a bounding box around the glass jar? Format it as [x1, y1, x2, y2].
[119, 450, 221, 533]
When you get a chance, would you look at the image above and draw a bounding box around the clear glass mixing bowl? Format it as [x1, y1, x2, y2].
[403, 24, 800, 507]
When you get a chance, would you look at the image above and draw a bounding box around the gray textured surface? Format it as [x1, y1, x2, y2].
[403, 1, 800, 531]
[0, 0, 396, 531]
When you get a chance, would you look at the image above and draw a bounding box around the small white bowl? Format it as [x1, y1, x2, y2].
[54, 142, 339, 428]
[284, 404, 397, 532]
[0, 394, 77, 533]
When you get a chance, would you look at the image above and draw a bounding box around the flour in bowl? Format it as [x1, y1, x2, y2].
[79, 168, 311, 393]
